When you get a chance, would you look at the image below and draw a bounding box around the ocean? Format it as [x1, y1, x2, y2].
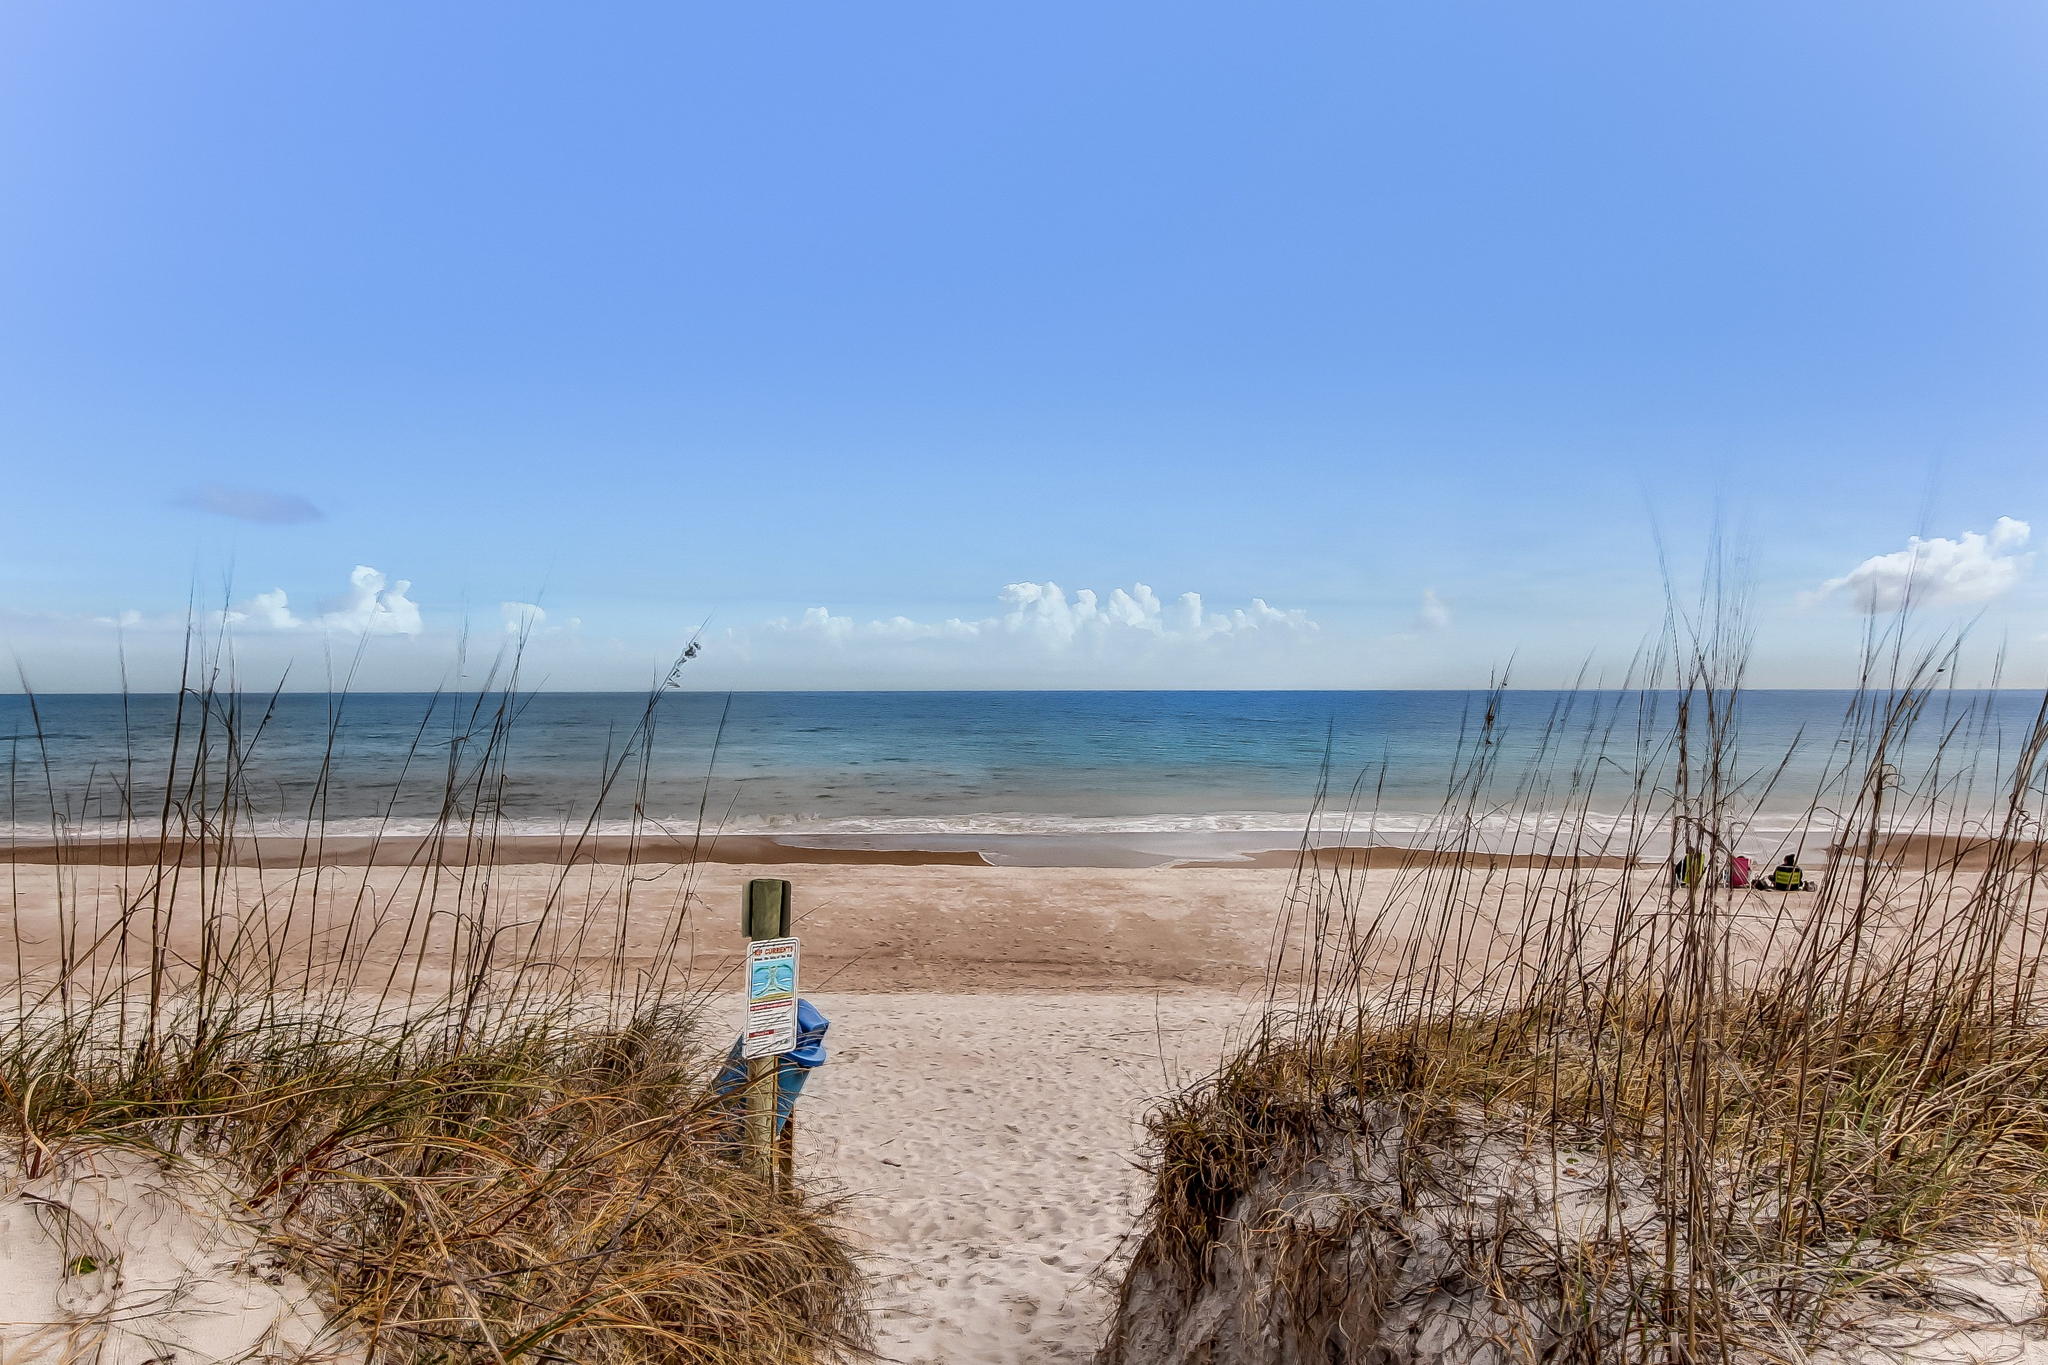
[3, 690, 2041, 860]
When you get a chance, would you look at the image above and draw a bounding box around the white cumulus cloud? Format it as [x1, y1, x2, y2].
[501, 601, 547, 635]
[1817, 518, 2034, 613]
[314, 566, 422, 635]
[225, 588, 301, 630]
[1417, 589, 1451, 632]
[220, 565, 423, 636]
[765, 580, 1316, 651]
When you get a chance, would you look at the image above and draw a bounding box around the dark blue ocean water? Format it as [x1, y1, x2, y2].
[2, 690, 2041, 842]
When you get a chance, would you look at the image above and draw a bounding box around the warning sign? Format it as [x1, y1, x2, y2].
[741, 936, 800, 1059]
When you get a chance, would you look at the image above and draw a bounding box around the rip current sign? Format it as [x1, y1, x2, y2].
[742, 937, 801, 1059]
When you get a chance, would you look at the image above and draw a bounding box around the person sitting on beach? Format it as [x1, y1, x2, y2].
[1758, 856, 1809, 892]
[1673, 850, 1704, 887]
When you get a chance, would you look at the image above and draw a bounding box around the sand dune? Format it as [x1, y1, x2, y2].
[0, 1147, 362, 1364]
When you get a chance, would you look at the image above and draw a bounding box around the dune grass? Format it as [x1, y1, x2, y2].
[8, 997, 867, 1363]
[1116, 611, 2048, 1360]
[1, 635, 869, 1363]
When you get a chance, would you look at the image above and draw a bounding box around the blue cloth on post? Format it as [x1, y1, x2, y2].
[713, 998, 829, 1134]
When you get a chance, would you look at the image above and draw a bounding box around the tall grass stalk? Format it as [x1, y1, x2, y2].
[1120, 608, 2048, 1361]
[1, 626, 867, 1363]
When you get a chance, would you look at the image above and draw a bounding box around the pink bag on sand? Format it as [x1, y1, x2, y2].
[1728, 856, 1752, 889]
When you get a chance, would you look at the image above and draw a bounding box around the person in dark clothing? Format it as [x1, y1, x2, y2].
[1756, 856, 1810, 891]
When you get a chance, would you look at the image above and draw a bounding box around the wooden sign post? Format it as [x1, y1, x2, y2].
[743, 878, 793, 1184]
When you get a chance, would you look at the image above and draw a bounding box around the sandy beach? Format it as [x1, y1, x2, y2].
[2, 843, 1971, 1362]
[797, 991, 1255, 1364]
[0, 857, 1305, 991]
[0, 852, 1293, 1360]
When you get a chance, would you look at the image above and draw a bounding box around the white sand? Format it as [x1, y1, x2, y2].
[0, 1146, 362, 1364]
[10, 857, 2012, 1360]
[797, 991, 1257, 1365]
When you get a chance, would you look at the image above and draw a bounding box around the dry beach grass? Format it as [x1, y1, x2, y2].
[1105, 616, 2048, 1362]
[1, 644, 869, 1364]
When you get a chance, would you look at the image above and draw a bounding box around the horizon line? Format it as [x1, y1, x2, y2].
[5, 685, 2043, 698]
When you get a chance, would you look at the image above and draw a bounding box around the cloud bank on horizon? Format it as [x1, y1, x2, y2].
[761, 581, 1316, 650]
[710, 581, 1325, 685]
[9, 515, 2038, 691]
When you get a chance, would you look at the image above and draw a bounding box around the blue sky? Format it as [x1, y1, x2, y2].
[3, 1, 2045, 690]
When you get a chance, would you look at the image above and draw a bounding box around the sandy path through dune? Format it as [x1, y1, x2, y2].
[797, 991, 1252, 1365]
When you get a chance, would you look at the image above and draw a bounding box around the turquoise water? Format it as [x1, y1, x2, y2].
[2, 690, 2041, 847]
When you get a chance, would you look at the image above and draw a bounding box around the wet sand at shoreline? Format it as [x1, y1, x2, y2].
[0, 830, 1642, 872]
[0, 832, 992, 868]
[17, 813, 1993, 875]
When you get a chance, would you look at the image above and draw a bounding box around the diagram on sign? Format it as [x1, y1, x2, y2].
[742, 937, 800, 1059]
